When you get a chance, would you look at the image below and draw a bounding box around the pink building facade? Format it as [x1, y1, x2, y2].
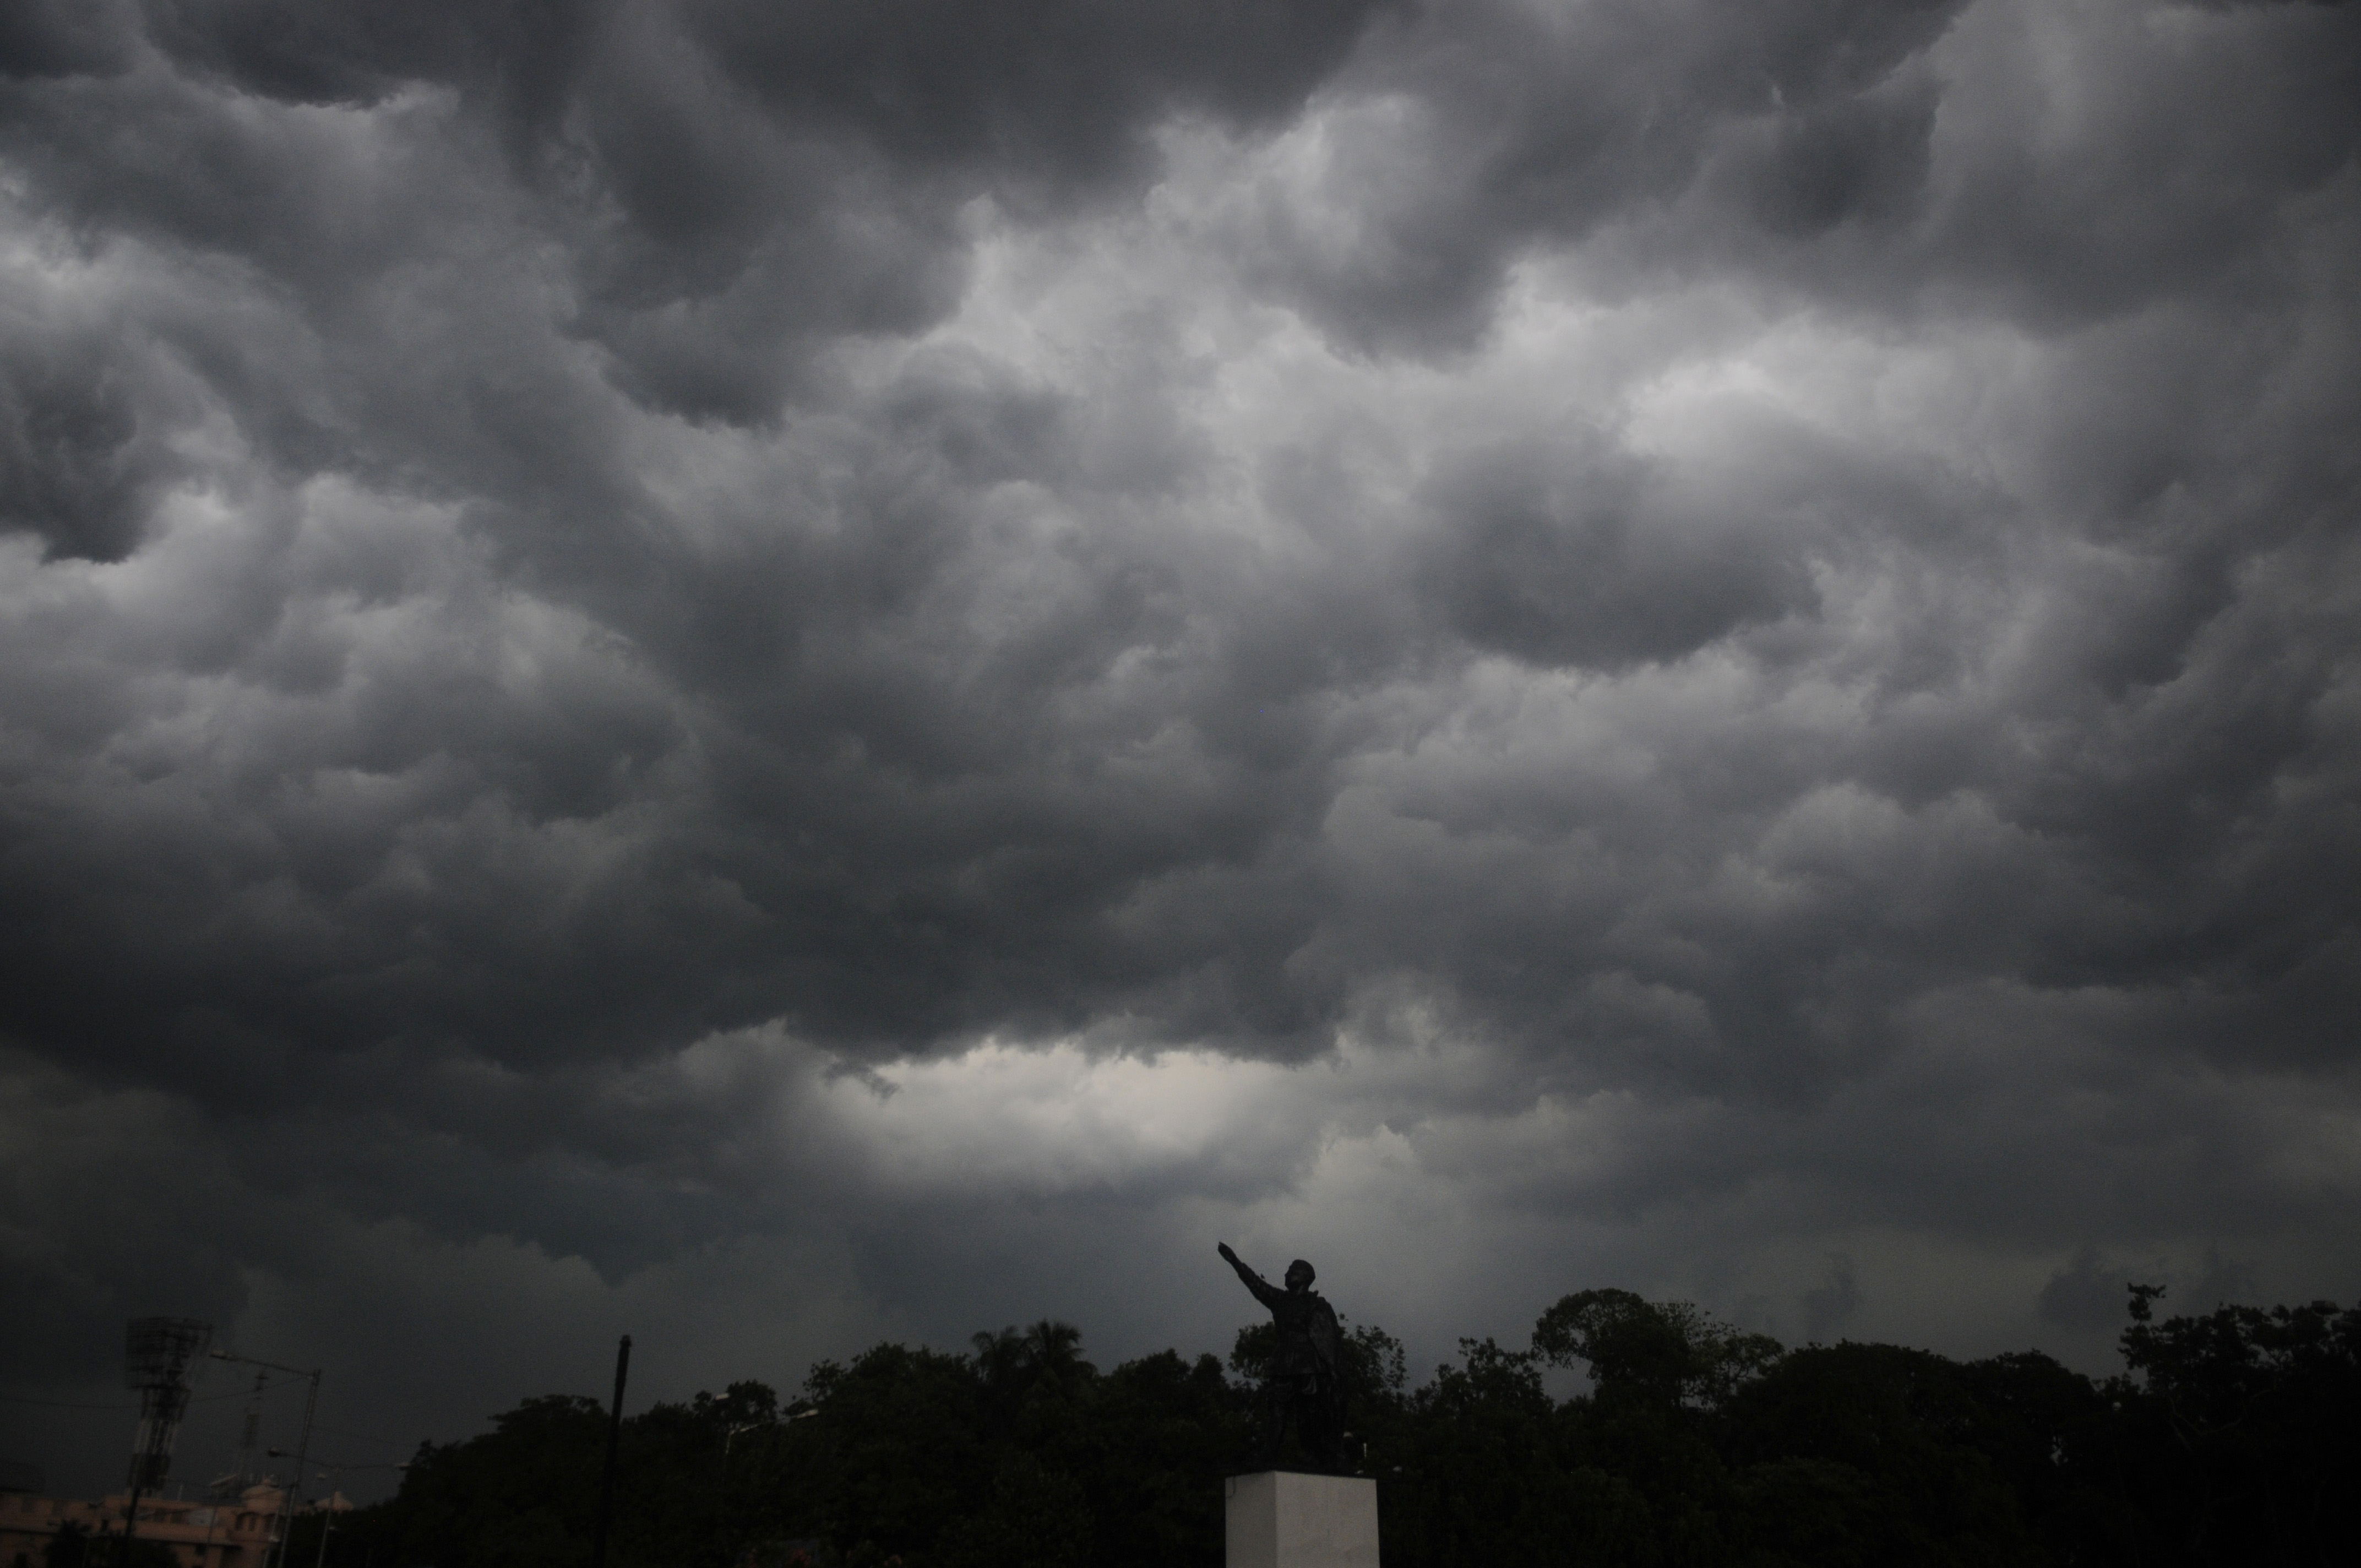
[0, 1485, 285, 1568]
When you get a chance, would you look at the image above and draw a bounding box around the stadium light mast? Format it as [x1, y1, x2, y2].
[119, 1319, 213, 1568]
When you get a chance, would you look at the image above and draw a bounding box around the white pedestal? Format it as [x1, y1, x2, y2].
[1224, 1471, 1379, 1568]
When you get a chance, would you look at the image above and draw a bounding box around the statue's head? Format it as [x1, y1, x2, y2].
[1285, 1259, 1315, 1292]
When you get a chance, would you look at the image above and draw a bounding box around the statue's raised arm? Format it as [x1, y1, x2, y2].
[1218, 1241, 1287, 1310]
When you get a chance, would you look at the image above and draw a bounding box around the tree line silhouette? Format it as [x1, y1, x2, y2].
[308, 1286, 2356, 1568]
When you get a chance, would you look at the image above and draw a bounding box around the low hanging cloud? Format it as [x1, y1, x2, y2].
[3, 0, 2358, 1498]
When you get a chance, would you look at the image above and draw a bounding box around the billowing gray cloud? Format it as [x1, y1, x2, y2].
[3, 0, 2358, 1502]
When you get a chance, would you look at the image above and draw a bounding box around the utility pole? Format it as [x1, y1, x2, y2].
[210, 1349, 321, 1568]
[231, 1370, 268, 1494]
[589, 1337, 630, 1568]
[312, 1471, 341, 1568]
[284, 1372, 319, 1568]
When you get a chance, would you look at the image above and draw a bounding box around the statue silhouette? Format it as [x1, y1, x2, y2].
[1218, 1242, 1347, 1471]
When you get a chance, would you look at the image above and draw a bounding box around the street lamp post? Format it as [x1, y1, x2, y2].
[714, 1422, 760, 1560]
[715, 1407, 815, 1563]
[268, 1455, 406, 1568]
[209, 1351, 321, 1568]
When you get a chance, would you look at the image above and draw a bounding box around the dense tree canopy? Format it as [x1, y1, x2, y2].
[315, 1288, 2357, 1568]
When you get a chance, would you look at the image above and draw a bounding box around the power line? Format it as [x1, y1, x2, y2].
[1, 1384, 284, 1412]
[309, 1423, 409, 1449]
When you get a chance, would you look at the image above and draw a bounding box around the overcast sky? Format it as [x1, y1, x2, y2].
[4, 0, 2358, 1503]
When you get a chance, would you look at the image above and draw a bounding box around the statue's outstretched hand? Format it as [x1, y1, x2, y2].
[1218, 1242, 1239, 1263]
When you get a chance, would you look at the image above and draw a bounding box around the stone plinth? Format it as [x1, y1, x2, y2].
[1224, 1471, 1378, 1568]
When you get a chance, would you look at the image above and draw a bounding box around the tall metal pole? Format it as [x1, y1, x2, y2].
[279, 1457, 401, 1568]
[589, 1337, 630, 1568]
[209, 1351, 327, 1568]
[266, 1372, 321, 1568]
[117, 1473, 148, 1568]
[311, 1468, 339, 1568]
[235, 1371, 268, 1493]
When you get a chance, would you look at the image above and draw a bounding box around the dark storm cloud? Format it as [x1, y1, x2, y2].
[137, 0, 601, 113]
[107, 0, 1394, 423]
[0, 2, 139, 81]
[1229, 0, 2360, 352]
[0, 302, 184, 560]
[1225, 0, 1970, 352]
[0, 0, 2344, 1123]
[1420, 428, 1819, 668]
[2, 0, 2358, 1495]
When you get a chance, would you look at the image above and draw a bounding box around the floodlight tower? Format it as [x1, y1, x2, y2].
[120, 1318, 214, 1566]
